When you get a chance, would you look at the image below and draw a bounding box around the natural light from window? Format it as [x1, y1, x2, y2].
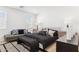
[0, 11, 7, 29]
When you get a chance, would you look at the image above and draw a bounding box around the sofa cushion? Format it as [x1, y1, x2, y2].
[18, 30, 24, 34]
[11, 30, 18, 35]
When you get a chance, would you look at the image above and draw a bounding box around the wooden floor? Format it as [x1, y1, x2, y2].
[0, 41, 29, 52]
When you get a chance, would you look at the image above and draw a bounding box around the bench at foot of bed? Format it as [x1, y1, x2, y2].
[17, 36, 39, 52]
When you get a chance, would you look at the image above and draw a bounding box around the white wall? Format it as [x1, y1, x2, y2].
[23, 6, 79, 32]
[1, 6, 79, 43]
[0, 7, 36, 43]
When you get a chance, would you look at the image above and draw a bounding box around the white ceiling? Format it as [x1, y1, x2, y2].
[9, 6, 79, 14]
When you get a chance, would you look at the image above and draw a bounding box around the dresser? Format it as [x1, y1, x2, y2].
[56, 34, 78, 52]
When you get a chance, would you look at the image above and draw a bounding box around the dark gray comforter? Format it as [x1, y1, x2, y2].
[25, 33, 58, 49]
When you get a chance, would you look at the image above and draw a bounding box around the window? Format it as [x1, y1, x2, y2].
[0, 11, 7, 29]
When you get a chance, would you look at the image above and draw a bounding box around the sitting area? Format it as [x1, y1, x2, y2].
[4, 29, 28, 42]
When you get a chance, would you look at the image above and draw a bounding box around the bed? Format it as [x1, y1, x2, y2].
[25, 30, 58, 49]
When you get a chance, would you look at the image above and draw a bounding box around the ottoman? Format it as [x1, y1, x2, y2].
[17, 36, 39, 52]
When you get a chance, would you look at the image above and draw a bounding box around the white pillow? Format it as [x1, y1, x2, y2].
[39, 43, 43, 49]
[12, 30, 18, 35]
[49, 30, 55, 37]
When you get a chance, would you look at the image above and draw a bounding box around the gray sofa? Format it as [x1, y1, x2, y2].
[4, 29, 28, 42]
